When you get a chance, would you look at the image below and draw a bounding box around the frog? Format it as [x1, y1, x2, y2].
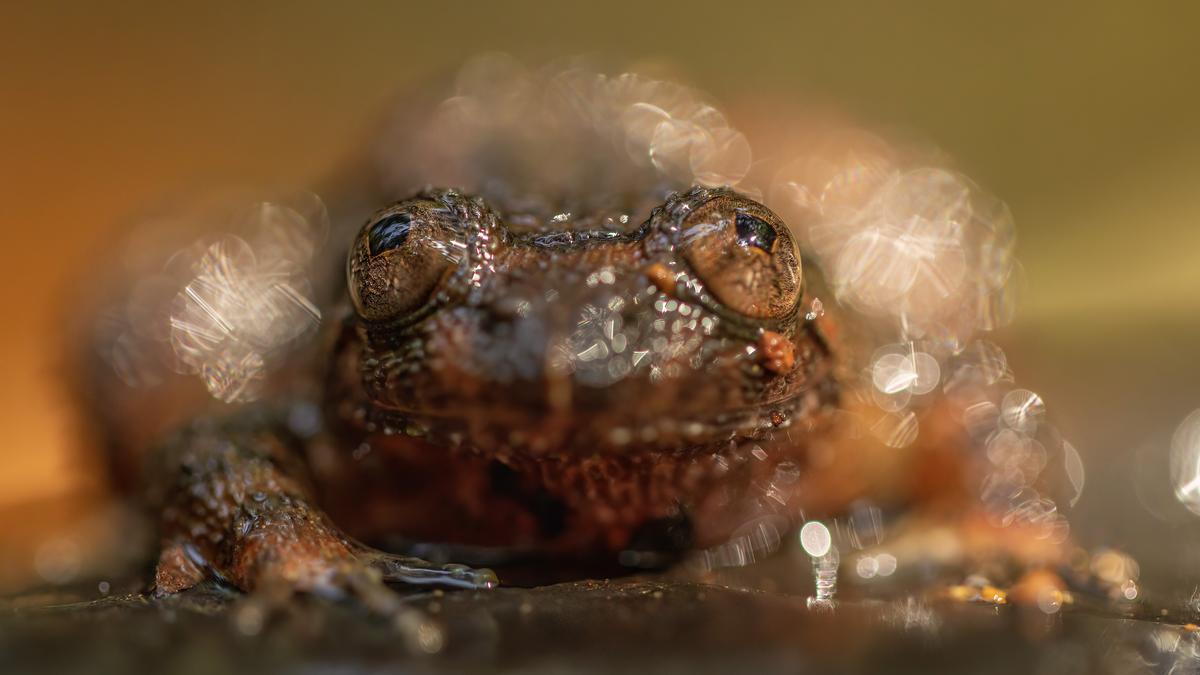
[81, 58, 1097, 614]
[135, 181, 847, 601]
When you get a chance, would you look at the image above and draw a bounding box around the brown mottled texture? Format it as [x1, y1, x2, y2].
[131, 183, 838, 597]
[150, 414, 497, 598]
[152, 416, 349, 593]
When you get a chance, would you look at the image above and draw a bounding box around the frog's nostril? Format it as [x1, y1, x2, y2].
[644, 262, 679, 297]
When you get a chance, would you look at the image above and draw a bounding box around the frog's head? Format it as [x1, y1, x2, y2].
[343, 186, 835, 456]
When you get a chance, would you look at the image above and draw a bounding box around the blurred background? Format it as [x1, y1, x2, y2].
[1, 1, 1199, 593]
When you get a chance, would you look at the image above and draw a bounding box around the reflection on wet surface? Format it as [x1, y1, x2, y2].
[5, 555, 1200, 675]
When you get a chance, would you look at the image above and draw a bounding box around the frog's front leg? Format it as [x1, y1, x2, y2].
[148, 411, 497, 605]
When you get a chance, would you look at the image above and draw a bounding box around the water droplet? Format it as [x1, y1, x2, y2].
[799, 521, 832, 557]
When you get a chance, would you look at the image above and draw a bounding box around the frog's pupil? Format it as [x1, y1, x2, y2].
[735, 212, 776, 253]
[368, 213, 413, 256]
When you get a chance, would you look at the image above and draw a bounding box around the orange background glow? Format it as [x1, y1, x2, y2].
[2, 1, 1200, 587]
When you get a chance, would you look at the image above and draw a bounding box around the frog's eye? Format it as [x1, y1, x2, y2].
[677, 193, 802, 320]
[348, 199, 456, 322]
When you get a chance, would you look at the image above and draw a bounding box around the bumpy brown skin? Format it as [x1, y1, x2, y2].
[150, 185, 840, 599]
[151, 414, 356, 594]
[151, 412, 498, 596]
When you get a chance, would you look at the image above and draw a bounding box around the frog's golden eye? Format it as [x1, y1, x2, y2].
[348, 199, 456, 322]
[678, 194, 802, 320]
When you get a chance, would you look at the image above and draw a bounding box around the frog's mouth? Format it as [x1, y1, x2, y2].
[368, 394, 831, 456]
[351, 315, 838, 458]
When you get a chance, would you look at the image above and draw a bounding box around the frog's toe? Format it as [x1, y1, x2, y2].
[363, 549, 499, 590]
[228, 564, 440, 645]
[228, 506, 498, 596]
[153, 541, 206, 596]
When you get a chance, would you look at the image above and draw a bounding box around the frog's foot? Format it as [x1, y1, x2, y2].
[842, 509, 1067, 600]
[150, 413, 498, 613]
[154, 527, 495, 640]
[846, 509, 1146, 613]
[154, 500, 497, 611]
[219, 553, 455, 649]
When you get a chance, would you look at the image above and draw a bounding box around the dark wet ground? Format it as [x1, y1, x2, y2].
[4, 559, 1197, 675]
